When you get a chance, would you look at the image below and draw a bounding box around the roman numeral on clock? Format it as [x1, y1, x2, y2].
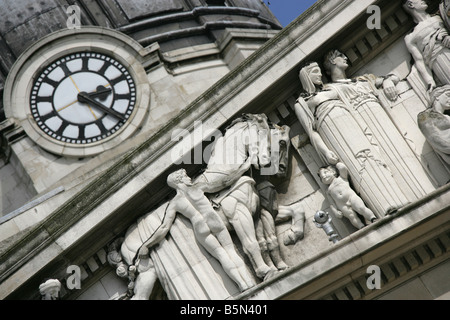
[35, 96, 53, 103]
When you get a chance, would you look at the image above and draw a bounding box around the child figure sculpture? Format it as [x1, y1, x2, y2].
[319, 162, 377, 230]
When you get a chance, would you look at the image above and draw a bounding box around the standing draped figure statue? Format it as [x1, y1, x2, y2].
[294, 50, 436, 217]
[418, 85, 450, 168]
[402, 0, 450, 90]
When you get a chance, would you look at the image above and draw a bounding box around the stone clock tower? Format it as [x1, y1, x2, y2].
[0, 0, 281, 217]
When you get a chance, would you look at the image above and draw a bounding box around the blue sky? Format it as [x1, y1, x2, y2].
[264, 0, 318, 27]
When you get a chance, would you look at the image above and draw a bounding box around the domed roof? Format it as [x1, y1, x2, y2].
[0, 0, 281, 119]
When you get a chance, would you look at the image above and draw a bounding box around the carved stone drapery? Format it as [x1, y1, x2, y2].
[441, 0, 450, 31]
[295, 57, 436, 217]
[418, 85, 450, 168]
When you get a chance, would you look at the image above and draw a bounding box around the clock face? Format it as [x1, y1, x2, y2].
[30, 52, 137, 145]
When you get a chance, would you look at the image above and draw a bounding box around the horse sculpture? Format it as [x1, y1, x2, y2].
[193, 113, 273, 193]
[115, 113, 305, 299]
[200, 114, 305, 279]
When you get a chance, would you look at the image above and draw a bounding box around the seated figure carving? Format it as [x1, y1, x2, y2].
[418, 85, 450, 168]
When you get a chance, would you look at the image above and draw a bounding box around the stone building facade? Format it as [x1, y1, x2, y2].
[0, 0, 449, 300]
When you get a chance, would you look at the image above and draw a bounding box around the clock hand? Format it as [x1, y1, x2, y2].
[57, 87, 112, 112]
[78, 92, 126, 121]
[87, 86, 112, 100]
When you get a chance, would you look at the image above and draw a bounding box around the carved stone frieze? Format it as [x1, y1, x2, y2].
[12, 1, 450, 302]
[295, 51, 436, 218]
[110, 113, 308, 299]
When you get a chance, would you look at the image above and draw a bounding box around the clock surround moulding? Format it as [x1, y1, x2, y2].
[3, 27, 151, 158]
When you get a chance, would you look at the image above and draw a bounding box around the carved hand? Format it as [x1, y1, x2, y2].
[330, 205, 343, 219]
[427, 79, 437, 94]
[325, 150, 339, 165]
[442, 35, 450, 48]
[284, 228, 304, 246]
[383, 78, 399, 102]
[138, 246, 150, 258]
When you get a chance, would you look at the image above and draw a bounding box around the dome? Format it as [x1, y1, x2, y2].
[0, 0, 281, 119]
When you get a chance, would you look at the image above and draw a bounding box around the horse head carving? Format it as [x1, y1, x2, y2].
[194, 113, 291, 193]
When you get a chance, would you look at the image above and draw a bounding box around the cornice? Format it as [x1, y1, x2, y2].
[236, 184, 450, 300]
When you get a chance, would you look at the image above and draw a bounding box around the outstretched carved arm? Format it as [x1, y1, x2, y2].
[138, 204, 177, 256]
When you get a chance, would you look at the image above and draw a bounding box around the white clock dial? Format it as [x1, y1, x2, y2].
[30, 52, 137, 145]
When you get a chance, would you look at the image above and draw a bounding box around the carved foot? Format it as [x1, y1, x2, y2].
[386, 202, 410, 215]
[275, 261, 289, 271]
[255, 265, 274, 280]
[283, 228, 304, 246]
[237, 280, 254, 293]
[365, 216, 378, 225]
[268, 247, 288, 271]
[263, 269, 279, 281]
